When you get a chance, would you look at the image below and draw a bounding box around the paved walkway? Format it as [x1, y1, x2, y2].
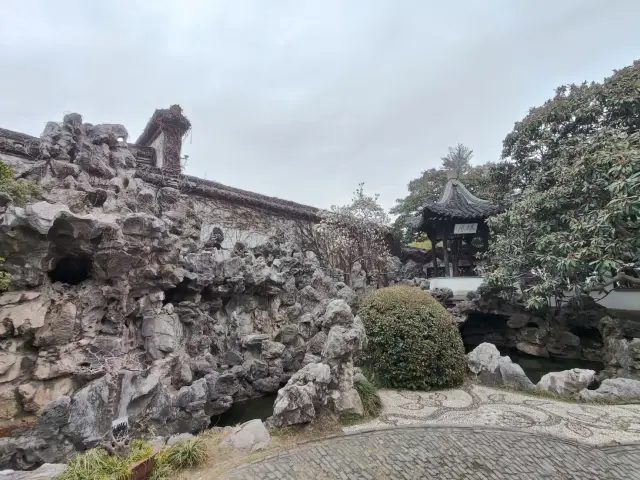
[230, 426, 640, 479]
[228, 385, 640, 479]
[344, 384, 640, 445]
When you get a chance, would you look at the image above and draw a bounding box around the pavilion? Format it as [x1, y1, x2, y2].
[411, 171, 505, 277]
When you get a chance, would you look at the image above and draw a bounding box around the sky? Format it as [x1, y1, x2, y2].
[1, 0, 639, 211]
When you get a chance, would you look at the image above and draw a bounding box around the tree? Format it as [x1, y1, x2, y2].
[495, 60, 640, 199]
[298, 184, 392, 283]
[392, 157, 496, 242]
[441, 143, 473, 175]
[483, 60, 640, 310]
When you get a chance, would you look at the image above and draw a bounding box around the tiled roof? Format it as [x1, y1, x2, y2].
[418, 178, 504, 222]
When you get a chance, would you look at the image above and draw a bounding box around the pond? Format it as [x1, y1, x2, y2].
[465, 345, 604, 384]
[500, 348, 603, 384]
[210, 393, 278, 428]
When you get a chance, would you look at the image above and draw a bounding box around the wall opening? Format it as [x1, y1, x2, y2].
[48, 255, 92, 285]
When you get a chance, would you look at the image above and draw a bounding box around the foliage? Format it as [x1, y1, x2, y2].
[483, 60, 640, 309]
[298, 183, 392, 282]
[57, 449, 128, 480]
[164, 438, 208, 470]
[441, 143, 473, 174]
[57, 436, 208, 480]
[0, 258, 10, 293]
[0, 158, 38, 203]
[354, 378, 383, 418]
[391, 150, 498, 241]
[358, 286, 466, 390]
[338, 412, 367, 426]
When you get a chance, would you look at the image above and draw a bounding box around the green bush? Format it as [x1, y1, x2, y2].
[57, 436, 209, 480]
[354, 378, 383, 418]
[164, 438, 208, 470]
[359, 285, 466, 390]
[56, 448, 130, 480]
[0, 159, 39, 203]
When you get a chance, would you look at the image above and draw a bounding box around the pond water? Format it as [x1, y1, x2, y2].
[465, 345, 604, 384]
[210, 393, 278, 428]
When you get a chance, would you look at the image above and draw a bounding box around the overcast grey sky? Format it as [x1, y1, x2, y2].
[1, 1, 639, 210]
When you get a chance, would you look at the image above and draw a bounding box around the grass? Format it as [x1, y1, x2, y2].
[164, 439, 208, 470]
[56, 437, 208, 480]
[338, 378, 384, 427]
[354, 379, 383, 418]
[339, 413, 367, 426]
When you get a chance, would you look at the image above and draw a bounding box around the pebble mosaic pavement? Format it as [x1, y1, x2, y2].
[228, 385, 640, 479]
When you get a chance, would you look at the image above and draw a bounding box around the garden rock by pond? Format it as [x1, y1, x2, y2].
[222, 419, 270, 452]
[467, 343, 534, 390]
[578, 378, 640, 402]
[537, 369, 596, 396]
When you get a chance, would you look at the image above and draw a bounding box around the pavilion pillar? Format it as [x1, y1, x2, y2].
[443, 224, 451, 277]
[428, 234, 438, 278]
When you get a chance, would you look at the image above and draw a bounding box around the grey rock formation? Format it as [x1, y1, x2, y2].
[537, 369, 596, 396]
[0, 463, 66, 479]
[271, 302, 366, 427]
[467, 343, 534, 390]
[578, 377, 640, 402]
[0, 113, 366, 470]
[271, 363, 331, 427]
[222, 419, 270, 451]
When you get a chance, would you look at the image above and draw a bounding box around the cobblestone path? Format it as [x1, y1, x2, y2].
[229, 426, 640, 479]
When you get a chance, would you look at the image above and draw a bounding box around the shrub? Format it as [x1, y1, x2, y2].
[57, 448, 130, 480]
[164, 438, 208, 470]
[359, 285, 466, 390]
[0, 159, 39, 203]
[354, 378, 383, 418]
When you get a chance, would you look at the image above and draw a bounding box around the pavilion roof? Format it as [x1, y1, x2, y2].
[414, 175, 505, 227]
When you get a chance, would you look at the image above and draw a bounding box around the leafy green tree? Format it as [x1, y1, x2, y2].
[483, 61, 640, 310]
[392, 152, 496, 242]
[441, 143, 473, 175]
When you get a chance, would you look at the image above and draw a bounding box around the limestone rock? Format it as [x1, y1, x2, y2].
[578, 377, 640, 402]
[329, 387, 364, 416]
[17, 379, 75, 413]
[262, 341, 285, 359]
[322, 299, 353, 328]
[142, 313, 183, 359]
[1, 463, 66, 479]
[271, 363, 331, 427]
[0, 294, 49, 337]
[61, 376, 111, 446]
[498, 358, 534, 390]
[537, 369, 596, 396]
[467, 343, 501, 385]
[166, 433, 194, 446]
[222, 419, 270, 451]
[0, 386, 19, 420]
[307, 331, 327, 355]
[516, 342, 549, 357]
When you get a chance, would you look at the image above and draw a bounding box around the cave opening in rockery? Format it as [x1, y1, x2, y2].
[48, 254, 92, 285]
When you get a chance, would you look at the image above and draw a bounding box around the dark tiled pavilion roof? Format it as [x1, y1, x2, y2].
[414, 176, 505, 228]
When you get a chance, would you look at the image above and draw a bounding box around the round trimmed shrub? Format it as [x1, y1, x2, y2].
[359, 285, 466, 390]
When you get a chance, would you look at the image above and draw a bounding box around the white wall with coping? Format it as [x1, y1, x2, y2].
[429, 276, 640, 311]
